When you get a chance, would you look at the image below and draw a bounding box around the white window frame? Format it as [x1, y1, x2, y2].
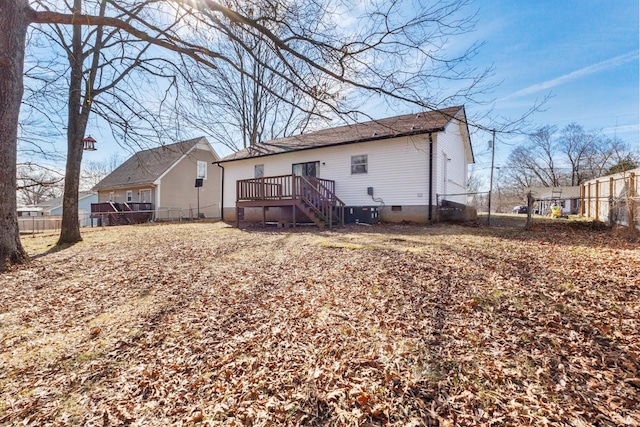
[351, 154, 368, 174]
[109, 191, 115, 202]
[126, 190, 133, 202]
[197, 160, 207, 180]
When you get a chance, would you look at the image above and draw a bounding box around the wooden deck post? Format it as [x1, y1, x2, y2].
[292, 205, 296, 228]
[262, 205, 266, 227]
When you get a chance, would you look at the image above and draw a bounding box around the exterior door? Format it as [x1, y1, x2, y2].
[140, 189, 152, 204]
[292, 161, 319, 199]
[292, 161, 319, 177]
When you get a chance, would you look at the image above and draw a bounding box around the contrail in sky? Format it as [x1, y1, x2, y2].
[502, 51, 638, 100]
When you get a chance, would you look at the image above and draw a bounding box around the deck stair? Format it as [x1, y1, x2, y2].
[236, 174, 345, 228]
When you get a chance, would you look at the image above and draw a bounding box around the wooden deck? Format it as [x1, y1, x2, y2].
[91, 202, 153, 225]
[236, 174, 345, 228]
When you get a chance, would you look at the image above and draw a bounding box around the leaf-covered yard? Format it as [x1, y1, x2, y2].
[1, 219, 638, 426]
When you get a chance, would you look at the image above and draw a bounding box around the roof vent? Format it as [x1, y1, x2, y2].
[411, 126, 415, 130]
[416, 114, 422, 118]
[372, 132, 378, 136]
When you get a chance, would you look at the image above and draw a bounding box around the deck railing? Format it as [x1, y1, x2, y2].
[90, 202, 153, 225]
[237, 175, 337, 201]
[91, 202, 153, 213]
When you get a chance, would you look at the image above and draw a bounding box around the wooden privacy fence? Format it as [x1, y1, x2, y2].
[580, 171, 638, 229]
[18, 216, 63, 233]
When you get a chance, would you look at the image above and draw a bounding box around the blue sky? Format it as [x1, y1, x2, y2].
[467, 0, 639, 181]
[68, 1, 639, 186]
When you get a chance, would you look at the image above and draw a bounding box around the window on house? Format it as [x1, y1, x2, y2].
[126, 190, 133, 202]
[109, 192, 115, 202]
[292, 161, 319, 177]
[197, 161, 207, 180]
[255, 164, 264, 178]
[351, 155, 368, 174]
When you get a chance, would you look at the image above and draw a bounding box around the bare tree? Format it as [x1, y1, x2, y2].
[2, 0, 495, 269]
[559, 123, 597, 186]
[505, 123, 639, 191]
[178, 1, 340, 151]
[26, 0, 192, 246]
[17, 163, 64, 205]
[80, 153, 124, 191]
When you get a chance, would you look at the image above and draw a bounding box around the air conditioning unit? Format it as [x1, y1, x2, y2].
[345, 206, 379, 224]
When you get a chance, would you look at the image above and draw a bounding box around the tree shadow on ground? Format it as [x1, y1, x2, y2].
[30, 241, 79, 260]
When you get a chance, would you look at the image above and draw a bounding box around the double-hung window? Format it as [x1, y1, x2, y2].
[351, 155, 368, 174]
[197, 161, 207, 180]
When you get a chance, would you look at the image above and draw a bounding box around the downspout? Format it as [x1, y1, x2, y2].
[428, 133, 434, 222]
[215, 162, 224, 221]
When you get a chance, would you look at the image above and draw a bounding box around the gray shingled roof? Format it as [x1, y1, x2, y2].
[36, 191, 96, 210]
[92, 138, 205, 191]
[219, 106, 466, 162]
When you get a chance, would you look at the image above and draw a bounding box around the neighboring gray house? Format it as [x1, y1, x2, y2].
[528, 186, 581, 215]
[217, 106, 474, 226]
[92, 137, 221, 222]
[36, 191, 99, 227]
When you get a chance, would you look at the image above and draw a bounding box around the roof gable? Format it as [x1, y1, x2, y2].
[220, 106, 467, 162]
[36, 191, 96, 211]
[92, 137, 216, 191]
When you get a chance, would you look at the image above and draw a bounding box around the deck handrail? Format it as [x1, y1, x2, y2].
[91, 202, 152, 213]
[295, 175, 345, 228]
[237, 174, 294, 201]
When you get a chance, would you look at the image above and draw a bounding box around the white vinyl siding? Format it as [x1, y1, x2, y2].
[434, 119, 469, 205]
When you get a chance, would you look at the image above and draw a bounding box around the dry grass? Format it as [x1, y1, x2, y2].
[1, 218, 639, 426]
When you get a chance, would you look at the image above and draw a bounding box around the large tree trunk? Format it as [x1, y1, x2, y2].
[57, 0, 87, 245]
[0, 0, 30, 270]
[57, 134, 85, 244]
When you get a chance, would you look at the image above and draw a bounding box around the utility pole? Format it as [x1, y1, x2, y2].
[488, 129, 496, 225]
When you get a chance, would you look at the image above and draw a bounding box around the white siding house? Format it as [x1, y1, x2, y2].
[217, 106, 474, 224]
